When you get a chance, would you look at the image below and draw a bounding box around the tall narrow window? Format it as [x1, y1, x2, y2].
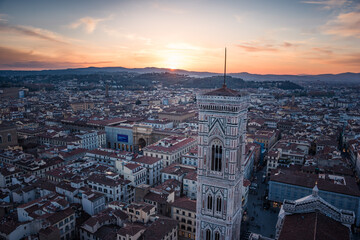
[211, 145, 215, 170]
[7, 134, 11, 142]
[215, 146, 219, 170]
[207, 195, 213, 210]
[210, 140, 223, 172]
[0, 136, 2, 144]
[218, 146, 222, 171]
[206, 229, 211, 240]
[215, 231, 220, 240]
[216, 196, 222, 212]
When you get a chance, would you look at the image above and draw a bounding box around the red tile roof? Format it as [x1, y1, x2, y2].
[278, 212, 350, 240]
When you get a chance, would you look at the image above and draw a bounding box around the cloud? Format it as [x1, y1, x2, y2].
[301, 0, 348, 9]
[307, 52, 360, 66]
[69, 16, 109, 33]
[0, 14, 8, 22]
[236, 42, 279, 52]
[0, 46, 112, 70]
[312, 47, 333, 54]
[329, 53, 360, 66]
[283, 42, 294, 47]
[0, 21, 67, 44]
[323, 11, 360, 38]
[103, 27, 152, 45]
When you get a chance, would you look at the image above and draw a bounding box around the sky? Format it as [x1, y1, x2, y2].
[0, 0, 359, 74]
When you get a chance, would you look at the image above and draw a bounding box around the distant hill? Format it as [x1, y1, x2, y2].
[230, 72, 360, 84]
[0, 66, 359, 83]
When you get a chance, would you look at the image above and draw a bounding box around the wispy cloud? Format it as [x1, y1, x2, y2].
[323, 11, 360, 38]
[306, 51, 360, 66]
[69, 16, 111, 33]
[0, 14, 8, 22]
[0, 21, 67, 44]
[236, 40, 302, 52]
[237, 43, 278, 52]
[0, 46, 112, 70]
[301, 0, 348, 9]
[103, 27, 152, 45]
[312, 47, 333, 54]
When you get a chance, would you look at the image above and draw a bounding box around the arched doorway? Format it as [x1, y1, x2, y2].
[138, 138, 146, 151]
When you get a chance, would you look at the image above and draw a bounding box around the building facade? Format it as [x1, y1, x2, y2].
[196, 86, 249, 240]
[269, 170, 360, 226]
[0, 123, 18, 149]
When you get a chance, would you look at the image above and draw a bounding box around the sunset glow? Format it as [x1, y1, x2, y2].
[0, 0, 359, 74]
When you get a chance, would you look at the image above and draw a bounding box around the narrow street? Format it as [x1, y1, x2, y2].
[241, 167, 280, 239]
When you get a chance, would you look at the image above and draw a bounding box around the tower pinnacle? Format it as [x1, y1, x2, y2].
[223, 47, 227, 88]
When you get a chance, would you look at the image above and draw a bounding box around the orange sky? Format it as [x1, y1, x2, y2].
[0, 0, 359, 74]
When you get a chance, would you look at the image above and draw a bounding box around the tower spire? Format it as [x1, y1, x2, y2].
[223, 47, 227, 88]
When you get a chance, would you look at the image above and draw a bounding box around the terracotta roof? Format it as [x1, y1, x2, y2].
[125, 163, 141, 170]
[203, 86, 242, 97]
[46, 208, 74, 225]
[278, 212, 350, 240]
[93, 225, 121, 240]
[144, 136, 196, 154]
[117, 223, 146, 237]
[171, 197, 196, 212]
[270, 168, 360, 197]
[133, 156, 161, 165]
[142, 217, 178, 240]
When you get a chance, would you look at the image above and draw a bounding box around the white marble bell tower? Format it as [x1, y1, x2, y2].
[195, 81, 249, 240]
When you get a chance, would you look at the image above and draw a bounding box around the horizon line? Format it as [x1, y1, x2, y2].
[0, 66, 358, 76]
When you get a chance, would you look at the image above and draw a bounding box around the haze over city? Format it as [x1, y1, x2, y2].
[0, 0, 360, 74]
[0, 1, 360, 240]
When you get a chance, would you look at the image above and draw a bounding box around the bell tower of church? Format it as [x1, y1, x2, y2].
[195, 71, 249, 239]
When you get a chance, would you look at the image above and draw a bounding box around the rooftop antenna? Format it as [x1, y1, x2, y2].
[223, 47, 227, 88]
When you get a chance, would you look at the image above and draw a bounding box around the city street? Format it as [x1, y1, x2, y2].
[241, 167, 280, 239]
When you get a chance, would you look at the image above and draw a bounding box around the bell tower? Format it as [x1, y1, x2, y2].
[196, 49, 249, 240]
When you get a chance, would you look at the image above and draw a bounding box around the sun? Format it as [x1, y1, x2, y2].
[166, 55, 181, 70]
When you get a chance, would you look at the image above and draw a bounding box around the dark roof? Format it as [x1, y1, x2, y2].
[46, 208, 74, 225]
[94, 225, 120, 240]
[142, 217, 178, 240]
[133, 156, 161, 165]
[278, 212, 350, 240]
[204, 86, 242, 97]
[171, 197, 196, 212]
[270, 168, 360, 197]
[117, 223, 146, 237]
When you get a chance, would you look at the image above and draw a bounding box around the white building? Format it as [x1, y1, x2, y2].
[132, 156, 162, 186]
[143, 136, 196, 167]
[183, 171, 197, 200]
[122, 163, 147, 187]
[87, 173, 134, 203]
[181, 146, 198, 167]
[76, 130, 103, 150]
[142, 119, 174, 130]
[81, 190, 106, 216]
[16, 193, 76, 240]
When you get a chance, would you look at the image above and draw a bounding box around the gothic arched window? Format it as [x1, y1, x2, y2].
[211, 140, 222, 171]
[207, 194, 213, 210]
[215, 231, 220, 240]
[206, 229, 211, 240]
[216, 196, 222, 212]
[7, 134, 11, 142]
